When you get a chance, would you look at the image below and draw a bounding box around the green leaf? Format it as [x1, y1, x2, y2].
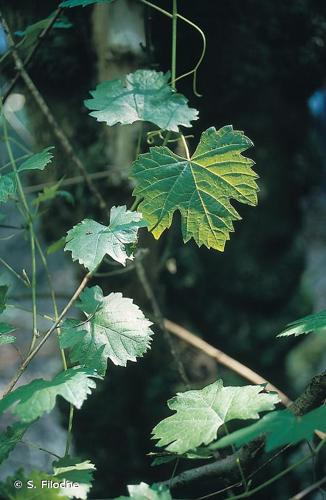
[76, 285, 103, 315]
[32, 180, 61, 206]
[33, 180, 74, 207]
[0, 285, 8, 313]
[60, 286, 153, 373]
[15, 15, 72, 50]
[150, 447, 213, 466]
[150, 454, 177, 467]
[0, 470, 70, 499]
[152, 380, 279, 455]
[47, 236, 66, 255]
[278, 310, 326, 337]
[53, 456, 95, 500]
[18, 147, 54, 172]
[65, 205, 147, 271]
[0, 368, 99, 423]
[0, 423, 29, 466]
[131, 125, 258, 251]
[116, 482, 172, 500]
[60, 0, 115, 6]
[85, 70, 198, 132]
[0, 173, 17, 203]
[0, 322, 16, 344]
[211, 405, 326, 452]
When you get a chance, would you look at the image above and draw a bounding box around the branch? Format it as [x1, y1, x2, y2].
[158, 371, 326, 491]
[164, 319, 292, 407]
[0, 13, 107, 214]
[160, 440, 262, 491]
[289, 371, 326, 416]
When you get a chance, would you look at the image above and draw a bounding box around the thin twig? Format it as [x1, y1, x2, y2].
[0, 13, 107, 214]
[225, 441, 325, 500]
[21, 439, 61, 460]
[2, 8, 64, 103]
[164, 319, 292, 406]
[139, 0, 206, 96]
[290, 476, 326, 500]
[135, 259, 190, 387]
[24, 170, 113, 194]
[3, 271, 93, 396]
[0, 256, 29, 286]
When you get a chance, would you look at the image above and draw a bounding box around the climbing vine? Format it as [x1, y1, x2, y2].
[0, 1, 325, 499]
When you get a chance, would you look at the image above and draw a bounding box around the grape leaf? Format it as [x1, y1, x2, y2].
[0, 173, 17, 203]
[152, 380, 279, 454]
[60, 0, 115, 6]
[53, 456, 95, 500]
[85, 70, 198, 132]
[211, 405, 326, 452]
[65, 205, 146, 271]
[0, 470, 70, 499]
[131, 125, 258, 251]
[0, 423, 29, 466]
[116, 482, 172, 500]
[0, 368, 99, 422]
[278, 310, 326, 337]
[18, 147, 54, 172]
[76, 285, 103, 315]
[0, 322, 16, 344]
[60, 286, 153, 373]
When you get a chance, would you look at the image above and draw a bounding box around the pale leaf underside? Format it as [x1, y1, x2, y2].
[60, 286, 153, 373]
[152, 379, 279, 454]
[65, 205, 146, 271]
[85, 70, 198, 132]
[0, 368, 99, 422]
[116, 482, 172, 500]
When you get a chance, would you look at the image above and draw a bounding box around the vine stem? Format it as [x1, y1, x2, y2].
[0, 257, 29, 286]
[33, 237, 67, 370]
[7, 304, 53, 322]
[1, 107, 39, 353]
[173, 13, 206, 96]
[226, 440, 325, 500]
[171, 0, 177, 89]
[21, 440, 61, 460]
[28, 225, 38, 351]
[180, 134, 190, 159]
[139, 0, 206, 96]
[0, 135, 33, 155]
[65, 404, 74, 456]
[3, 271, 93, 396]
